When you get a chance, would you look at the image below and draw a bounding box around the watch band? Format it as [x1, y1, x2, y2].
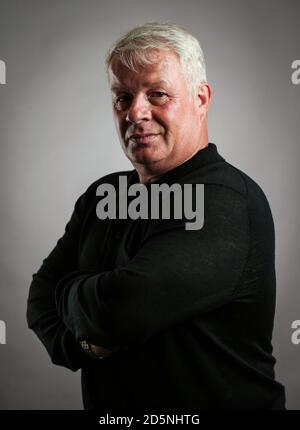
[80, 340, 105, 359]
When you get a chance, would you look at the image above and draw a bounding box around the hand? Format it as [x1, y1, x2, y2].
[90, 344, 113, 358]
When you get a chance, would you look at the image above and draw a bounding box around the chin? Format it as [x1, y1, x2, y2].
[131, 155, 159, 166]
[129, 146, 165, 165]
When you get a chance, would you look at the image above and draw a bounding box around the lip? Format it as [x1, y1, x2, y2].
[128, 133, 160, 144]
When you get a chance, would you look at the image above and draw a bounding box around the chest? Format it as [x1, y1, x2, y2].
[77, 210, 149, 272]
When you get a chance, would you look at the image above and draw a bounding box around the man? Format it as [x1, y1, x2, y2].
[27, 22, 286, 410]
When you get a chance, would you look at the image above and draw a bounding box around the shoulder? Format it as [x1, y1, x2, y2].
[199, 160, 274, 232]
[219, 162, 272, 213]
[186, 155, 269, 203]
[181, 153, 274, 230]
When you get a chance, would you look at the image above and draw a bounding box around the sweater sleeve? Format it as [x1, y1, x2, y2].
[26, 190, 92, 371]
[55, 185, 250, 349]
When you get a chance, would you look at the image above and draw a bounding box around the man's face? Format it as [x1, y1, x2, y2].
[108, 50, 206, 172]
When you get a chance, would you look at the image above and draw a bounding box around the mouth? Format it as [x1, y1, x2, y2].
[128, 133, 160, 145]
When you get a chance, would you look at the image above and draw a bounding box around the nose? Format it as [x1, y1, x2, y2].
[126, 94, 152, 124]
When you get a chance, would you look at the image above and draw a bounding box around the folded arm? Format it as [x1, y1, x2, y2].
[26, 184, 112, 369]
[55, 185, 250, 350]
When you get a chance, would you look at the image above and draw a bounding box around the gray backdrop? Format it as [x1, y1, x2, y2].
[0, 0, 299, 410]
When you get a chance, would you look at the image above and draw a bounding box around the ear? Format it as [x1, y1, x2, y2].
[196, 83, 212, 121]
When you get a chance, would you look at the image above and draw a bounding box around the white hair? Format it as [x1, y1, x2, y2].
[105, 21, 207, 98]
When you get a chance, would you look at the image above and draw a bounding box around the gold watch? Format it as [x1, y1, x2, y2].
[80, 340, 105, 359]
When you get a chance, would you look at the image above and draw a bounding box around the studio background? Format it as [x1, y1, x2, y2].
[0, 0, 299, 409]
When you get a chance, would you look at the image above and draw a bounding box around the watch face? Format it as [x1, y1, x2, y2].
[80, 340, 104, 359]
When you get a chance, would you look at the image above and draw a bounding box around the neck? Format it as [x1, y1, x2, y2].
[136, 123, 209, 184]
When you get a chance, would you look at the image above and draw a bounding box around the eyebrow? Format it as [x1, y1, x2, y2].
[111, 79, 171, 92]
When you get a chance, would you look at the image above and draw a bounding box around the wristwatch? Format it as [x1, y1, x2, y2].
[80, 340, 105, 359]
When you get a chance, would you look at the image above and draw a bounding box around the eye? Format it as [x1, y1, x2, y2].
[149, 92, 169, 105]
[114, 95, 132, 111]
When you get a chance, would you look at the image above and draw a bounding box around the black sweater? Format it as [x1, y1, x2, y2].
[27, 143, 286, 410]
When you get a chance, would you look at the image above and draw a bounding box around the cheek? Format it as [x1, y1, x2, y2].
[160, 112, 181, 139]
[153, 105, 177, 133]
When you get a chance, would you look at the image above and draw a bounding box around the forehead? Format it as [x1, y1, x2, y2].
[108, 51, 183, 92]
